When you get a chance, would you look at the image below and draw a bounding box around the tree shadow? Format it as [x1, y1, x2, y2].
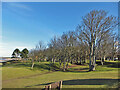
[3, 62, 60, 71]
[2, 63, 31, 67]
[96, 61, 120, 68]
[25, 78, 119, 88]
[62, 79, 119, 85]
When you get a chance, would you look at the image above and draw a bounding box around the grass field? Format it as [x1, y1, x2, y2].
[2, 61, 120, 88]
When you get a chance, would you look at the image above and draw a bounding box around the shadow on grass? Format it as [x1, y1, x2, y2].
[62, 79, 119, 85]
[3, 62, 60, 71]
[96, 61, 120, 68]
[2, 62, 31, 67]
[25, 79, 119, 88]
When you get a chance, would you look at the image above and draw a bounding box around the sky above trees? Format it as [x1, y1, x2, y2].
[1, 2, 118, 57]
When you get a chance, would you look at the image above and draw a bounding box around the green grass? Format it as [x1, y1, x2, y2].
[2, 61, 119, 88]
[2, 62, 55, 80]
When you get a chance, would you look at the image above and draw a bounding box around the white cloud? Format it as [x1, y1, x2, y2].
[3, 2, 33, 17]
[0, 42, 34, 57]
[8, 2, 32, 11]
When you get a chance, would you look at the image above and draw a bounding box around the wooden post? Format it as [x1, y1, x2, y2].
[45, 85, 48, 90]
[59, 81, 62, 90]
[48, 84, 51, 90]
[45, 86, 46, 90]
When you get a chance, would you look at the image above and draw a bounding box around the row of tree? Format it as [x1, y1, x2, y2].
[26, 10, 119, 71]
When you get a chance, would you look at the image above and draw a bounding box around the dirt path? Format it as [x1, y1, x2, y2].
[67, 64, 88, 72]
[67, 64, 80, 68]
[3, 64, 80, 83]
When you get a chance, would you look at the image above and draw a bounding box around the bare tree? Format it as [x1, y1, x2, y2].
[29, 41, 46, 69]
[76, 10, 118, 71]
[29, 49, 37, 69]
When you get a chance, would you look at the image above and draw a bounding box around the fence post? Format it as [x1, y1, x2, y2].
[45, 85, 48, 90]
[59, 80, 62, 90]
[48, 84, 51, 90]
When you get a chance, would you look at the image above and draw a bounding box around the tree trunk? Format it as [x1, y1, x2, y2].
[92, 55, 96, 71]
[39, 59, 41, 64]
[76, 58, 79, 64]
[77, 57, 80, 64]
[53, 59, 56, 63]
[101, 57, 103, 65]
[31, 61, 34, 70]
[89, 43, 93, 71]
[103, 56, 106, 62]
[63, 60, 66, 71]
[84, 57, 86, 64]
[112, 57, 114, 61]
[70, 60, 73, 64]
[26, 58, 27, 63]
[66, 62, 69, 70]
[80, 58, 82, 65]
[66, 59, 69, 70]
[52, 58, 54, 63]
[59, 60, 62, 69]
[89, 42, 96, 71]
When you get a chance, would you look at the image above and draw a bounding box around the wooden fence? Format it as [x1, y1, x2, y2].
[45, 81, 62, 90]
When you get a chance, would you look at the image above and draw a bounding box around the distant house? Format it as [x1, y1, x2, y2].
[0, 57, 21, 65]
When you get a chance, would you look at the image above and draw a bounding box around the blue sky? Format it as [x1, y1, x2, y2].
[1, 2, 118, 57]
